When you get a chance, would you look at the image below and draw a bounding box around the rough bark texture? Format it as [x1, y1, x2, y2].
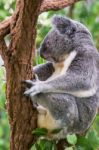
[2, 0, 44, 149]
[0, 17, 11, 37]
[40, 0, 80, 13]
[67, 4, 75, 18]
[0, 0, 80, 149]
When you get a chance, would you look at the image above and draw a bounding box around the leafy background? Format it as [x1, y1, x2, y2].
[0, 0, 99, 149]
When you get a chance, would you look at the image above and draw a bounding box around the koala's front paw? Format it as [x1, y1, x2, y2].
[24, 80, 48, 97]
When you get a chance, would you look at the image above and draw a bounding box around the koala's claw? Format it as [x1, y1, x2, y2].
[24, 90, 29, 96]
[34, 74, 39, 81]
[24, 80, 34, 85]
[24, 81, 41, 96]
[24, 80, 47, 97]
[22, 80, 34, 89]
[24, 87, 40, 97]
[24, 86, 34, 96]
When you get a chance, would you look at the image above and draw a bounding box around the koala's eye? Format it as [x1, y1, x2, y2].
[58, 27, 66, 34]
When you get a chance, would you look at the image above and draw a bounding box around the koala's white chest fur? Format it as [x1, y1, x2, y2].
[47, 50, 77, 81]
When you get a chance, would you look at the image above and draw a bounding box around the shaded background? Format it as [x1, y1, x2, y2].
[0, 0, 99, 149]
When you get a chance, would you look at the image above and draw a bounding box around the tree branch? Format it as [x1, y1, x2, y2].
[0, 39, 7, 55]
[0, 17, 11, 38]
[0, 18, 11, 63]
[5, 0, 43, 149]
[0, 0, 80, 39]
[67, 4, 75, 18]
[0, 39, 9, 65]
[40, 0, 80, 13]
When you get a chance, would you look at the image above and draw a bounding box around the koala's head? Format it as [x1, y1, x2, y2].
[39, 16, 91, 63]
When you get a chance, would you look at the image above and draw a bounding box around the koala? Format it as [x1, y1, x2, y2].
[24, 16, 99, 139]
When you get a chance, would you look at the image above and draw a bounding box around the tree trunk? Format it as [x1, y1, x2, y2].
[5, 0, 43, 149]
[0, 0, 80, 149]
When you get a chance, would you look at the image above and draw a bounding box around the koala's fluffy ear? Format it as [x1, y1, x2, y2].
[52, 15, 76, 35]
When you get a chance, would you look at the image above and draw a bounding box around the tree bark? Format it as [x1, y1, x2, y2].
[40, 0, 80, 13]
[5, 0, 43, 149]
[0, 0, 80, 149]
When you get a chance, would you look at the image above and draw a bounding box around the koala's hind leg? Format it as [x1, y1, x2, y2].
[36, 93, 79, 139]
[74, 95, 99, 134]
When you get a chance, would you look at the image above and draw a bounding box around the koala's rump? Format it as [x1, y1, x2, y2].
[74, 94, 98, 133]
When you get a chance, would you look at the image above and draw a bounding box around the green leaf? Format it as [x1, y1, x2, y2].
[77, 136, 90, 149]
[76, 146, 86, 150]
[32, 128, 48, 137]
[36, 139, 54, 150]
[65, 147, 74, 150]
[86, 130, 99, 149]
[31, 144, 37, 150]
[0, 126, 3, 137]
[51, 128, 62, 134]
[67, 134, 77, 145]
[76, 130, 99, 150]
[0, 139, 5, 146]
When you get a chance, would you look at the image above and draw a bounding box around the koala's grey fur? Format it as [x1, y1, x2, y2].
[24, 16, 99, 139]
